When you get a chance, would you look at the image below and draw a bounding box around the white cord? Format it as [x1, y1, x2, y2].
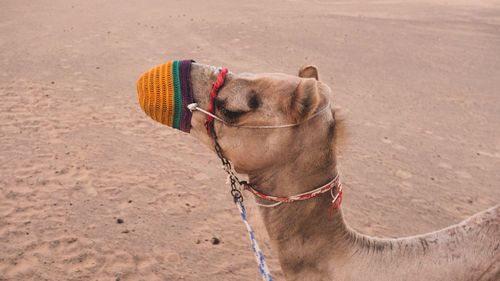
[330, 183, 343, 204]
[254, 201, 283, 208]
[188, 104, 228, 124]
[187, 102, 330, 129]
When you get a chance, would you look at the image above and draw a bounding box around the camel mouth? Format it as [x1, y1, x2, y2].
[136, 59, 195, 133]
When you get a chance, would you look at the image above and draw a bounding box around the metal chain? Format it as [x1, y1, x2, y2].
[204, 69, 273, 281]
[208, 111, 273, 281]
[211, 130, 245, 203]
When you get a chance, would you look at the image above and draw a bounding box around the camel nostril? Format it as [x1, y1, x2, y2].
[248, 93, 260, 110]
[136, 59, 195, 133]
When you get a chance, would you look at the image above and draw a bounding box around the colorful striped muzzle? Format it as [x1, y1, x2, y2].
[136, 60, 194, 133]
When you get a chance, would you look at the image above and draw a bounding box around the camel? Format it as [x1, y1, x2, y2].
[138, 62, 500, 281]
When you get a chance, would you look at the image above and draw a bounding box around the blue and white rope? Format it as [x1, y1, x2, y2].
[235, 201, 273, 281]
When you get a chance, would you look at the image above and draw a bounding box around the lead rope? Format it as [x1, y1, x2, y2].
[207, 68, 273, 281]
[214, 138, 274, 281]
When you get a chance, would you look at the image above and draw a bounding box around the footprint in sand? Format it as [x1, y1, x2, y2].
[395, 169, 412, 180]
[455, 170, 472, 179]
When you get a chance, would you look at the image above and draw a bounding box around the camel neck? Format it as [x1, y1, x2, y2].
[247, 157, 357, 279]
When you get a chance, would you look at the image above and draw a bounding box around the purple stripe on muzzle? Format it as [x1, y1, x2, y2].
[179, 60, 195, 133]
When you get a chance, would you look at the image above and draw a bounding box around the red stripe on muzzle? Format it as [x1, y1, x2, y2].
[205, 67, 229, 136]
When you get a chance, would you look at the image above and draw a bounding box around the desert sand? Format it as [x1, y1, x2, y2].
[0, 0, 499, 280]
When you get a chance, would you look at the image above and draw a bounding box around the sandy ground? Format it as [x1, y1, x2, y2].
[1, 0, 499, 280]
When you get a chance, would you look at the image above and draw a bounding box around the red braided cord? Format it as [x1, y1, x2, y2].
[243, 176, 343, 209]
[328, 187, 343, 217]
[332, 189, 343, 209]
[205, 68, 228, 133]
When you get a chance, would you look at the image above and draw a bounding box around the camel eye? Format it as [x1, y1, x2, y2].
[214, 97, 247, 122]
[221, 107, 246, 120]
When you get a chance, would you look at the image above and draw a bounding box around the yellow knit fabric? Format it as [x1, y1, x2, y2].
[137, 60, 193, 132]
[137, 62, 170, 125]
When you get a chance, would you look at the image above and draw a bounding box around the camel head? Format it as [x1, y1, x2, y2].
[137, 61, 338, 176]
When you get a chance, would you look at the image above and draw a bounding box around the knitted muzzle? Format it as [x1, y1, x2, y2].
[136, 60, 194, 133]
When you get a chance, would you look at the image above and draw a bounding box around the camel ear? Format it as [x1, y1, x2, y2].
[298, 65, 319, 80]
[290, 78, 321, 122]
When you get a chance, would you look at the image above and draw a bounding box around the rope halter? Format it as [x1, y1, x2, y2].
[243, 174, 343, 209]
[187, 68, 331, 130]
